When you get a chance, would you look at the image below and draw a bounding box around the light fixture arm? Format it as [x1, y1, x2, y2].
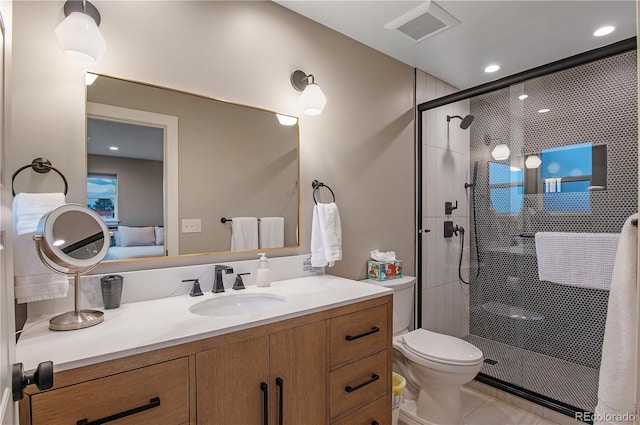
[291, 70, 317, 92]
[63, 0, 101, 26]
[447, 115, 463, 122]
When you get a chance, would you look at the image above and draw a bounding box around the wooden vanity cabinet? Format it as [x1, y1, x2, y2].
[19, 295, 392, 425]
[196, 321, 327, 425]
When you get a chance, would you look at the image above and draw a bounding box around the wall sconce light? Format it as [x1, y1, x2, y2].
[290, 70, 327, 116]
[55, 0, 106, 64]
[525, 154, 542, 169]
[491, 144, 511, 161]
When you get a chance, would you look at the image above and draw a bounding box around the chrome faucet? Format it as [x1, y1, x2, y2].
[213, 265, 234, 293]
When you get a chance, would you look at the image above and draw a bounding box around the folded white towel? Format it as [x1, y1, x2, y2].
[259, 217, 284, 249]
[311, 202, 342, 267]
[594, 214, 638, 425]
[12, 192, 68, 303]
[534, 232, 620, 290]
[230, 217, 259, 251]
[14, 192, 66, 236]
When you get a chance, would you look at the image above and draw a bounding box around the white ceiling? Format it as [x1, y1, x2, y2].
[87, 118, 164, 162]
[275, 0, 637, 91]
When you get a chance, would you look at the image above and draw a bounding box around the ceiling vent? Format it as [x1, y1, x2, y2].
[385, 1, 460, 42]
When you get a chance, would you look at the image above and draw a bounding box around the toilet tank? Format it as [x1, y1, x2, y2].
[361, 276, 416, 336]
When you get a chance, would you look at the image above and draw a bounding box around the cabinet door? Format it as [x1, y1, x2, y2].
[270, 321, 327, 425]
[196, 336, 269, 425]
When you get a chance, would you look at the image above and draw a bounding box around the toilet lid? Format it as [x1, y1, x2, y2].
[402, 329, 483, 365]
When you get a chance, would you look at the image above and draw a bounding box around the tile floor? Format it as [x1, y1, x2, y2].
[460, 386, 561, 425]
[399, 386, 577, 425]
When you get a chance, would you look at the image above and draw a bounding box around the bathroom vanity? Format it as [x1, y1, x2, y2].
[16, 276, 392, 425]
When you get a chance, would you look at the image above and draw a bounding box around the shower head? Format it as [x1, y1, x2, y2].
[447, 114, 475, 129]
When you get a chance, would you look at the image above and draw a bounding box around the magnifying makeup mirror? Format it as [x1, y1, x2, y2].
[34, 204, 110, 331]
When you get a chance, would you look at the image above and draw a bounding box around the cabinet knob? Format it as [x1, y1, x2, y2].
[12, 361, 53, 401]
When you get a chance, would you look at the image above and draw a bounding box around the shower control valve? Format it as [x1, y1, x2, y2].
[444, 221, 464, 238]
[445, 201, 458, 215]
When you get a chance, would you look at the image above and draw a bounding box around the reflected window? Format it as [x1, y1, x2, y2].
[87, 174, 118, 225]
[489, 162, 524, 213]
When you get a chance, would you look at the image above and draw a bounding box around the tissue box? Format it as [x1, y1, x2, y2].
[367, 260, 403, 281]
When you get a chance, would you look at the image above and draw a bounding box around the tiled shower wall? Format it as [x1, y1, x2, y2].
[468, 50, 638, 369]
[417, 71, 470, 338]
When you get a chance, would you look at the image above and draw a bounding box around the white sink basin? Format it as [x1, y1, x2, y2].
[189, 293, 287, 317]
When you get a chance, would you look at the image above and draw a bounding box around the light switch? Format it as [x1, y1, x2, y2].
[182, 219, 201, 233]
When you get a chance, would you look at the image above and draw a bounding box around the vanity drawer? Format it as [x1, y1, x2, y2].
[333, 395, 388, 425]
[330, 350, 388, 419]
[30, 357, 189, 425]
[330, 304, 388, 366]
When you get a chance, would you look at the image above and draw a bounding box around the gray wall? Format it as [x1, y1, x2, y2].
[9, 1, 415, 279]
[87, 154, 163, 227]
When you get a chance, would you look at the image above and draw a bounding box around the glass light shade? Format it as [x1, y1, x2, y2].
[276, 114, 298, 126]
[55, 12, 106, 64]
[525, 155, 542, 169]
[298, 83, 327, 116]
[491, 144, 511, 160]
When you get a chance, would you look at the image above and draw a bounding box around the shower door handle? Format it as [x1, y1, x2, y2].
[419, 229, 431, 233]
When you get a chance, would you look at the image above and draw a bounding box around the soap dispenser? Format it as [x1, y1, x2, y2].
[256, 253, 271, 287]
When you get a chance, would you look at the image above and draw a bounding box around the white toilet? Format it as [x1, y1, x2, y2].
[363, 276, 483, 425]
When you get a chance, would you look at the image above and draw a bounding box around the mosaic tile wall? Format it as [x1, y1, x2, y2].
[467, 50, 638, 372]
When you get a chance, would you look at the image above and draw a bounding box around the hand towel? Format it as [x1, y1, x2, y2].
[594, 214, 638, 425]
[230, 217, 259, 251]
[14, 192, 66, 236]
[311, 202, 342, 267]
[12, 192, 68, 303]
[259, 217, 284, 249]
[534, 232, 620, 290]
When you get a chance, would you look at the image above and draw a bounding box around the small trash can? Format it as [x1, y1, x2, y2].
[392, 372, 406, 425]
[101, 275, 123, 309]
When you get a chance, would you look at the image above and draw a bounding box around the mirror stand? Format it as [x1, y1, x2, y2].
[48, 271, 104, 331]
[34, 240, 104, 331]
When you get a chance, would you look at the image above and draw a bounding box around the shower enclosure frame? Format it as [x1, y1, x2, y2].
[415, 36, 637, 417]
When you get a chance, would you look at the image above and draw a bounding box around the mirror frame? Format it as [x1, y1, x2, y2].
[85, 73, 301, 262]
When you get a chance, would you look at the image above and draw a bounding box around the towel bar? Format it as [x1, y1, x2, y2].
[221, 217, 262, 223]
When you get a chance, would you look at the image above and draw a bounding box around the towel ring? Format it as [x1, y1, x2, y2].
[12, 158, 69, 196]
[312, 180, 335, 204]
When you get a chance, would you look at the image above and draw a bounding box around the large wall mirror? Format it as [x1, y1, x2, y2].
[86, 74, 300, 261]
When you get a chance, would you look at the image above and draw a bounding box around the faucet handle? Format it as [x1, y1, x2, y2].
[233, 273, 250, 290]
[183, 279, 203, 297]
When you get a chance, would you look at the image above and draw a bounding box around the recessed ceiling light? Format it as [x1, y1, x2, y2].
[109, 146, 119, 150]
[484, 64, 500, 73]
[518, 94, 528, 100]
[538, 108, 550, 113]
[594, 26, 615, 37]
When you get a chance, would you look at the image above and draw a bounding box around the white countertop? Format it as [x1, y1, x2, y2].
[16, 275, 392, 372]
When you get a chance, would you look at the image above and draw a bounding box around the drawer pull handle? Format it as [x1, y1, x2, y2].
[345, 374, 380, 393]
[276, 377, 284, 425]
[345, 326, 380, 341]
[76, 397, 160, 425]
[261, 382, 269, 425]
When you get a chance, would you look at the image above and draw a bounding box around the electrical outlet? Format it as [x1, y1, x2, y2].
[182, 219, 201, 233]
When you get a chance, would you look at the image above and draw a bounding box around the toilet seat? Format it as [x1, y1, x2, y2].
[400, 329, 483, 366]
